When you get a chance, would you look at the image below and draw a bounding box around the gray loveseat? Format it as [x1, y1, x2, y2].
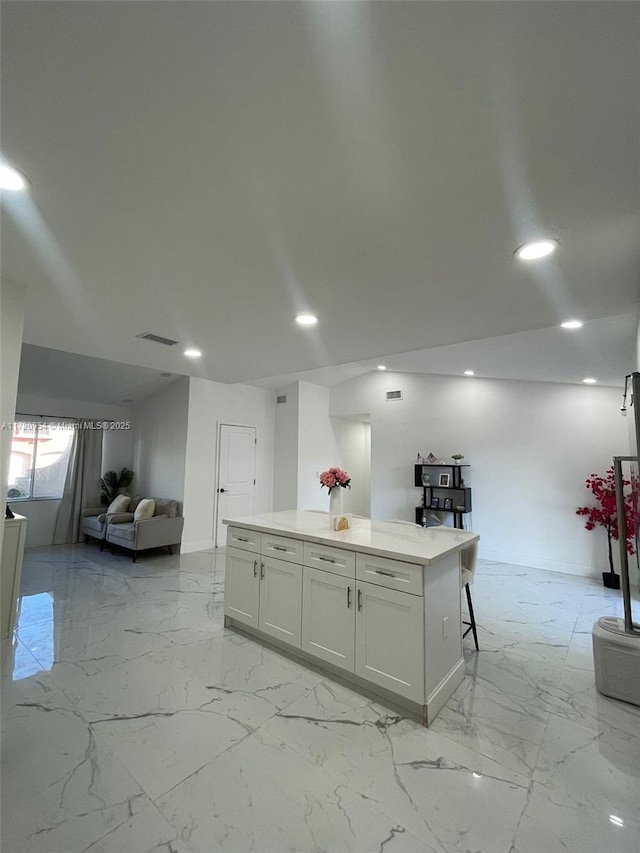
[81, 507, 110, 548]
[106, 497, 184, 562]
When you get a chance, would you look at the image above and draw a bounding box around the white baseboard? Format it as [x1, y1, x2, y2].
[480, 548, 601, 578]
[181, 538, 215, 554]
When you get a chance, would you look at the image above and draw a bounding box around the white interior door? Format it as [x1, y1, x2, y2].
[215, 424, 257, 547]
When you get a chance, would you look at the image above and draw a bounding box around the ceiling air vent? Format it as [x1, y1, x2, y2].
[136, 332, 179, 347]
[277, 395, 287, 404]
[385, 389, 403, 401]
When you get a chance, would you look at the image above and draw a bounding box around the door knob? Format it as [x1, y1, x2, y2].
[218, 488, 228, 493]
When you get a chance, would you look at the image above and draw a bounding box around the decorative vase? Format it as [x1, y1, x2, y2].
[329, 488, 342, 525]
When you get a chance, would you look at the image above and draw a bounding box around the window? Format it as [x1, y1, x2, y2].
[7, 421, 75, 500]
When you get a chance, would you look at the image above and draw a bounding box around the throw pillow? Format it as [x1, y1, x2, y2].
[107, 494, 130, 515]
[134, 498, 156, 522]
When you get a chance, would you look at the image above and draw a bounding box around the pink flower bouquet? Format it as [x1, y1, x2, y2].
[319, 467, 351, 494]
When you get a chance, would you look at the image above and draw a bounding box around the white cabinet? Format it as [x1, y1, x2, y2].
[225, 537, 303, 649]
[259, 555, 302, 647]
[301, 565, 424, 704]
[355, 581, 425, 704]
[224, 546, 260, 629]
[223, 519, 469, 724]
[301, 566, 355, 671]
[1, 514, 27, 639]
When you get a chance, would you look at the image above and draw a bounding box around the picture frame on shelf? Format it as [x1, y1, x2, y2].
[430, 497, 440, 509]
[438, 473, 450, 487]
[443, 497, 453, 511]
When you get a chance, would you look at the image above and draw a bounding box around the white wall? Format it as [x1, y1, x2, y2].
[331, 371, 628, 577]
[13, 394, 134, 547]
[297, 382, 341, 511]
[331, 417, 371, 517]
[1, 280, 26, 563]
[273, 382, 299, 511]
[131, 378, 189, 504]
[182, 378, 276, 552]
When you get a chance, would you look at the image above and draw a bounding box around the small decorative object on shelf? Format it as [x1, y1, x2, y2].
[443, 498, 453, 510]
[438, 473, 450, 487]
[421, 472, 431, 486]
[451, 453, 464, 464]
[430, 497, 440, 509]
[426, 452, 439, 464]
[576, 466, 635, 589]
[333, 513, 352, 531]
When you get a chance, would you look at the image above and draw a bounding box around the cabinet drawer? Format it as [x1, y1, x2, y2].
[227, 527, 261, 554]
[261, 533, 304, 564]
[303, 542, 355, 578]
[356, 553, 423, 596]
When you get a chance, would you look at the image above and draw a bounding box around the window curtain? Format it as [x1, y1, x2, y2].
[53, 427, 103, 545]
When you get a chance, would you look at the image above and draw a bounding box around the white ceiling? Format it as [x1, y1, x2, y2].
[17, 344, 183, 407]
[2, 2, 639, 394]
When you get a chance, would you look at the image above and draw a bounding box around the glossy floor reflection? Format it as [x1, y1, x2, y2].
[2, 544, 639, 852]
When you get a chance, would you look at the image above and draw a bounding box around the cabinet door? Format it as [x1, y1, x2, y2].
[224, 546, 260, 628]
[258, 556, 303, 648]
[355, 581, 425, 704]
[301, 567, 355, 672]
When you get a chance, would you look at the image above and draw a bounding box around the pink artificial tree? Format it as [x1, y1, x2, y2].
[576, 466, 636, 579]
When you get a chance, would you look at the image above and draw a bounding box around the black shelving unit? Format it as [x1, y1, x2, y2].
[414, 464, 472, 530]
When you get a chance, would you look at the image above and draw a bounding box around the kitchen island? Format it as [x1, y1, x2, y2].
[223, 510, 479, 726]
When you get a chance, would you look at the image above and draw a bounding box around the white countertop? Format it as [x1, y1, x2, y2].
[223, 510, 478, 565]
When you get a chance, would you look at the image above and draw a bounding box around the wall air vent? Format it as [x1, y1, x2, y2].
[277, 395, 287, 404]
[136, 332, 179, 347]
[385, 389, 403, 401]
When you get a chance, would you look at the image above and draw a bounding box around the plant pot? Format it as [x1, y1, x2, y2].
[602, 572, 621, 590]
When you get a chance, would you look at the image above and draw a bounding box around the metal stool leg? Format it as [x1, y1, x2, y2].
[463, 583, 479, 650]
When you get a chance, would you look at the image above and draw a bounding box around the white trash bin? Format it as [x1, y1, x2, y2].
[592, 616, 640, 707]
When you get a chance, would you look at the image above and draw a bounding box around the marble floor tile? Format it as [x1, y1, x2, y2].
[1, 673, 151, 853]
[511, 713, 640, 853]
[263, 680, 531, 852]
[2, 544, 639, 853]
[155, 725, 438, 853]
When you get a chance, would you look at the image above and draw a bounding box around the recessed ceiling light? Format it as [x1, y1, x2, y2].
[582, 377, 597, 384]
[377, 365, 387, 371]
[515, 239, 558, 261]
[0, 162, 28, 192]
[561, 319, 583, 329]
[609, 815, 624, 827]
[295, 313, 318, 327]
[464, 370, 475, 376]
[184, 348, 202, 358]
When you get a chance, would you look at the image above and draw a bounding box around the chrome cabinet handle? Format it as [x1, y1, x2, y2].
[237, 536, 249, 542]
[272, 545, 287, 552]
[357, 589, 362, 611]
[260, 562, 265, 579]
[253, 559, 258, 578]
[375, 569, 396, 578]
[319, 556, 335, 563]
[347, 586, 351, 608]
